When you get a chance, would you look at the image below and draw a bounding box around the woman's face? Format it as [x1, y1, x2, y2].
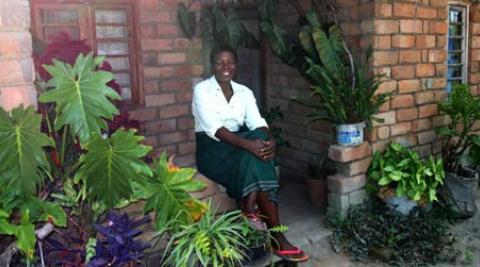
[213, 51, 237, 84]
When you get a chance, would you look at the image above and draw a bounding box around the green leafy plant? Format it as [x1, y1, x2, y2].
[161, 204, 247, 267]
[258, 2, 389, 126]
[137, 152, 208, 230]
[367, 143, 445, 203]
[437, 84, 480, 174]
[330, 198, 457, 265]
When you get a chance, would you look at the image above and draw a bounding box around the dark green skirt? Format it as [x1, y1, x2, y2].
[196, 129, 279, 202]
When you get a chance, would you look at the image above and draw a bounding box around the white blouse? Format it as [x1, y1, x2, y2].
[192, 76, 268, 141]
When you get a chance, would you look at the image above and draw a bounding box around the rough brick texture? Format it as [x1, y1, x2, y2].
[0, 0, 36, 110]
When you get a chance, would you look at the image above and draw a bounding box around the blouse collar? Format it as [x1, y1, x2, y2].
[209, 75, 243, 94]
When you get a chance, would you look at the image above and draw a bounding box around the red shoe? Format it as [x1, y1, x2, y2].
[273, 246, 309, 262]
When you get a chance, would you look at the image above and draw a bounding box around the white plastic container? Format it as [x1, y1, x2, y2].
[336, 122, 365, 146]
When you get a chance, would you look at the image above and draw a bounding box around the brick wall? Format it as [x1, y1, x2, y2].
[470, 2, 480, 92]
[128, 0, 204, 166]
[368, 0, 450, 157]
[0, 0, 36, 111]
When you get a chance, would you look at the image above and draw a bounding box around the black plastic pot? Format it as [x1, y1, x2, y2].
[241, 243, 270, 267]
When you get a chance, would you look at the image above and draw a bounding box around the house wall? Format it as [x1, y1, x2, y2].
[0, 0, 36, 111]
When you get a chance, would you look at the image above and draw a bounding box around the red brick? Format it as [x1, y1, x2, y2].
[415, 91, 434, 105]
[140, 24, 157, 38]
[419, 104, 438, 118]
[412, 118, 432, 132]
[391, 94, 414, 108]
[174, 65, 203, 77]
[399, 50, 421, 63]
[393, 3, 416, 17]
[327, 174, 367, 194]
[0, 1, 30, 28]
[393, 133, 417, 147]
[378, 126, 390, 140]
[156, 25, 181, 36]
[144, 118, 177, 133]
[175, 91, 193, 103]
[374, 35, 391, 49]
[429, 21, 448, 34]
[0, 58, 33, 85]
[377, 80, 397, 94]
[397, 108, 418, 121]
[0, 86, 35, 111]
[143, 136, 158, 147]
[138, 0, 160, 10]
[391, 65, 414, 79]
[141, 39, 173, 51]
[158, 53, 186, 64]
[398, 79, 420, 93]
[373, 111, 396, 126]
[432, 115, 450, 127]
[161, 79, 193, 91]
[129, 108, 157, 121]
[416, 64, 435, 77]
[159, 104, 190, 118]
[178, 116, 194, 130]
[178, 141, 196, 155]
[328, 142, 372, 163]
[416, 35, 436, 48]
[144, 66, 174, 79]
[0, 32, 31, 56]
[375, 3, 392, 17]
[145, 93, 175, 107]
[392, 34, 415, 48]
[428, 49, 447, 63]
[417, 6, 437, 18]
[144, 80, 160, 94]
[373, 20, 399, 34]
[418, 130, 436, 145]
[437, 35, 447, 47]
[373, 51, 398, 66]
[140, 11, 171, 23]
[391, 122, 412, 136]
[400, 19, 422, 33]
[159, 132, 189, 145]
[430, 0, 448, 7]
[472, 23, 480, 34]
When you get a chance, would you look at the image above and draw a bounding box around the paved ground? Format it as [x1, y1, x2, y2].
[273, 179, 480, 267]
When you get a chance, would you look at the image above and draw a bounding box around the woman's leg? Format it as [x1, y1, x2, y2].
[256, 192, 297, 251]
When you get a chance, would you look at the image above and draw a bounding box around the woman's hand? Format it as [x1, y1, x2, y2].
[260, 139, 276, 161]
[245, 139, 276, 162]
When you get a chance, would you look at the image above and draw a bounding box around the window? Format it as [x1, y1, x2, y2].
[31, 0, 143, 104]
[447, 5, 468, 93]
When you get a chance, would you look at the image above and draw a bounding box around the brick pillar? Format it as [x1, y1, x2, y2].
[327, 142, 372, 217]
[0, 0, 36, 111]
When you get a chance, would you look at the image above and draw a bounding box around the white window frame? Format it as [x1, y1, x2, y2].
[447, 3, 469, 93]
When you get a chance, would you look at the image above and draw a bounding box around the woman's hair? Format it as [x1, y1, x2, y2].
[210, 46, 238, 64]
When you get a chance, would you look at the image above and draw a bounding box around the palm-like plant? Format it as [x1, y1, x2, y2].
[161, 205, 247, 267]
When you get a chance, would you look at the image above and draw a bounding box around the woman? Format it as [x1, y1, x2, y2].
[193, 46, 309, 262]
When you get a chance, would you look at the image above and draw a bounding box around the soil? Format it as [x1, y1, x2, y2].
[443, 189, 480, 266]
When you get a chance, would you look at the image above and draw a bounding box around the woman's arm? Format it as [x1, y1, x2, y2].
[215, 127, 272, 161]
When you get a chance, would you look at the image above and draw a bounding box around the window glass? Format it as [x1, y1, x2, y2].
[447, 5, 467, 93]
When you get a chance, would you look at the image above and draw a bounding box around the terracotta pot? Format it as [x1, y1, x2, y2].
[305, 177, 328, 211]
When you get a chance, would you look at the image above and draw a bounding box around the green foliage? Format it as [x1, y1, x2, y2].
[177, 2, 196, 39]
[74, 128, 152, 208]
[137, 152, 207, 230]
[162, 206, 247, 267]
[259, 6, 389, 126]
[0, 105, 52, 199]
[39, 52, 120, 145]
[330, 199, 457, 265]
[437, 84, 480, 173]
[367, 143, 445, 203]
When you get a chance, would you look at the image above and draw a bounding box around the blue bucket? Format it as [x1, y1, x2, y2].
[336, 122, 365, 146]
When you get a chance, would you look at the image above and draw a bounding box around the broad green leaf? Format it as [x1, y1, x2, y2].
[23, 198, 67, 227]
[311, 25, 343, 74]
[75, 129, 152, 208]
[378, 176, 391, 186]
[39, 53, 120, 145]
[0, 106, 52, 199]
[0, 219, 15, 235]
[177, 2, 196, 39]
[142, 152, 207, 229]
[14, 224, 36, 259]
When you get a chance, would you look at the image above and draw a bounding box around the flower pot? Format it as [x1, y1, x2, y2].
[241, 243, 270, 267]
[304, 177, 328, 211]
[336, 122, 365, 146]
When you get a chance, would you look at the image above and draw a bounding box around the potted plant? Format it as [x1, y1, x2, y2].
[437, 84, 480, 218]
[257, 4, 390, 146]
[367, 143, 445, 214]
[304, 158, 335, 211]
